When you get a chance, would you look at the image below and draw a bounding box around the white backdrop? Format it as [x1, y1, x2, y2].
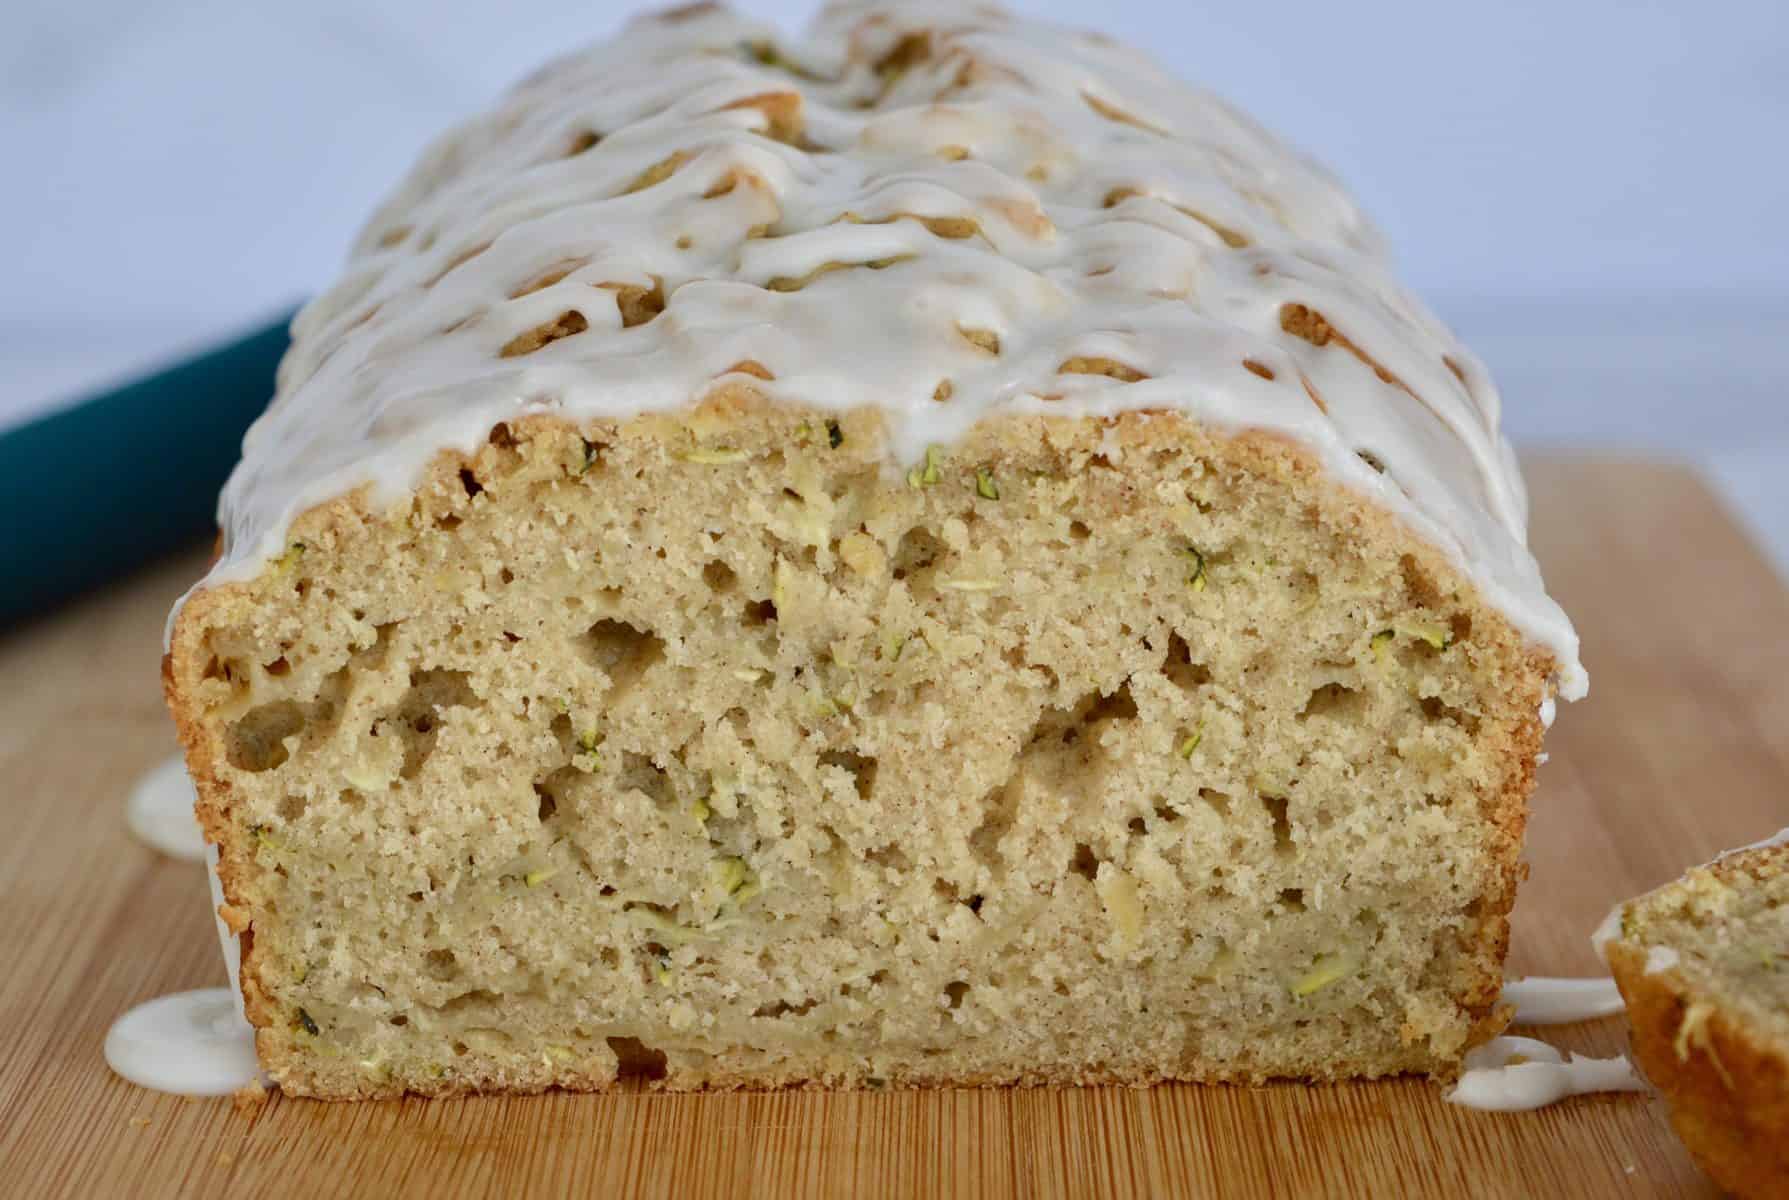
[5, 0, 1789, 560]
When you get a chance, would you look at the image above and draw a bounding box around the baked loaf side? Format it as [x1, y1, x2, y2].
[165, 0, 1577, 1099]
[171, 407, 1546, 1098]
[1603, 835, 1789, 1199]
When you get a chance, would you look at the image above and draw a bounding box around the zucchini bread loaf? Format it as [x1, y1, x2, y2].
[1599, 833, 1788, 1199]
[165, 0, 1586, 1099]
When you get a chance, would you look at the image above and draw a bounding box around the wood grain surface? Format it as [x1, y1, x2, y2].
[2, 457, 1784, 1199]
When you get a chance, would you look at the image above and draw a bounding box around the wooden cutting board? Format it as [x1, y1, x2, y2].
[2, 457, 1784, 1199]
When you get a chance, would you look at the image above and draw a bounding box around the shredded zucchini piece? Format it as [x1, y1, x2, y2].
[680, 447, 747, 465]
[1183, 547, 1207, 591]
[907, 445, 944, 487]
[1290, 953, 1357, 997]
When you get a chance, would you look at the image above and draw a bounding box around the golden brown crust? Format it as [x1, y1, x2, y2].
[1609, 940, 1789, 1200]
[165, 404, 1551, 1101]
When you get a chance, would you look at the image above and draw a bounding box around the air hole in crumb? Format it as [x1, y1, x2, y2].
[535, 783, 557, 822]
[1300, 682, 1365, 722]
[619, 753, 673, 807]
[1128, 816, 1148, 836]
[1081, 683, 1138, 725]
[263, 656, 290, 677]
[1262, 795, 1293, 855]
[389, 1015, 408, 1027]
[866, 844, 912, 873]
[892, 527, 945, 580]
[278, 793, 308, 822]
[944, 981, 970, 1009]
[1069, 843, 1100, 882]
[819, 750, 877, 801]
[1420, 696, 1481, 735]
[1153, 801, 1181, 824]
[459, 468, 483, 499]
[225, 701, 306, 772]
[606, 1036, 669, 1080]
[743, 598, 777, 624]
[585, 619, 666, 682]
[1279, 887, 1306, 912]
[702, 560, 738, 593]
[1162, 632, 1211, 692]
[488, 422, 517, 449]
[1398, 555, 1443, 608]
[1200, 788, 1231, 818]
[425, 949, 459, 981]
[1068, 520, 1091, 541]
[969, 784, 1017, 869]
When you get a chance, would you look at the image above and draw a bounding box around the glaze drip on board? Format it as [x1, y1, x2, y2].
[104, 989, 261, 1097]
[1501, 976, 1625, 1025]
[1445, 1036, 1644, 1112]
[124, 753, 206, 862]
[171, 0, 1583, 701]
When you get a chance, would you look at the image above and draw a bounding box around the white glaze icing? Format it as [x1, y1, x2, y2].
[1445, 1036, 1644, 1112]
[1591, 905, 1624, 955]
[166, 0, 1584, 702]
[1501, 976, 1624, 1024]
[104, 989, 260, 1097]
[124, 753, 206, 863]
[104, 849, 264, 1097]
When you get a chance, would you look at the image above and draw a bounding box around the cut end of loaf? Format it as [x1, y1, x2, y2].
[1603, 840, 1789, 1197]
[166, 404, 1549, 1099]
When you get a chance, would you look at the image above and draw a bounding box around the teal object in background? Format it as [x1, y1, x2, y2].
[0, 313, 295, 628]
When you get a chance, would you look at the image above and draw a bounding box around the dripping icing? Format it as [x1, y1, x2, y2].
[104, 848, 264, 1097]
[125, 753, 206, 863]
[1445, 1036, 1644, 1112]
[1501, 976, 1625, 1025]
[163, 0, 1584, 702]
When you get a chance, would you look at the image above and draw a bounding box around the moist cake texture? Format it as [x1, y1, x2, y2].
[164, 0, 1582, 1099]
[1601, 834, 1789, 1198]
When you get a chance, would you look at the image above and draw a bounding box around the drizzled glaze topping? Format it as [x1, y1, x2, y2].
[186, 0, 1583, 696]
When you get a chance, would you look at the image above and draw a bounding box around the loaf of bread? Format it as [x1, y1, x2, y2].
[164, 0, 1585, 1099]
[1600, 833, 1787, 1199]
